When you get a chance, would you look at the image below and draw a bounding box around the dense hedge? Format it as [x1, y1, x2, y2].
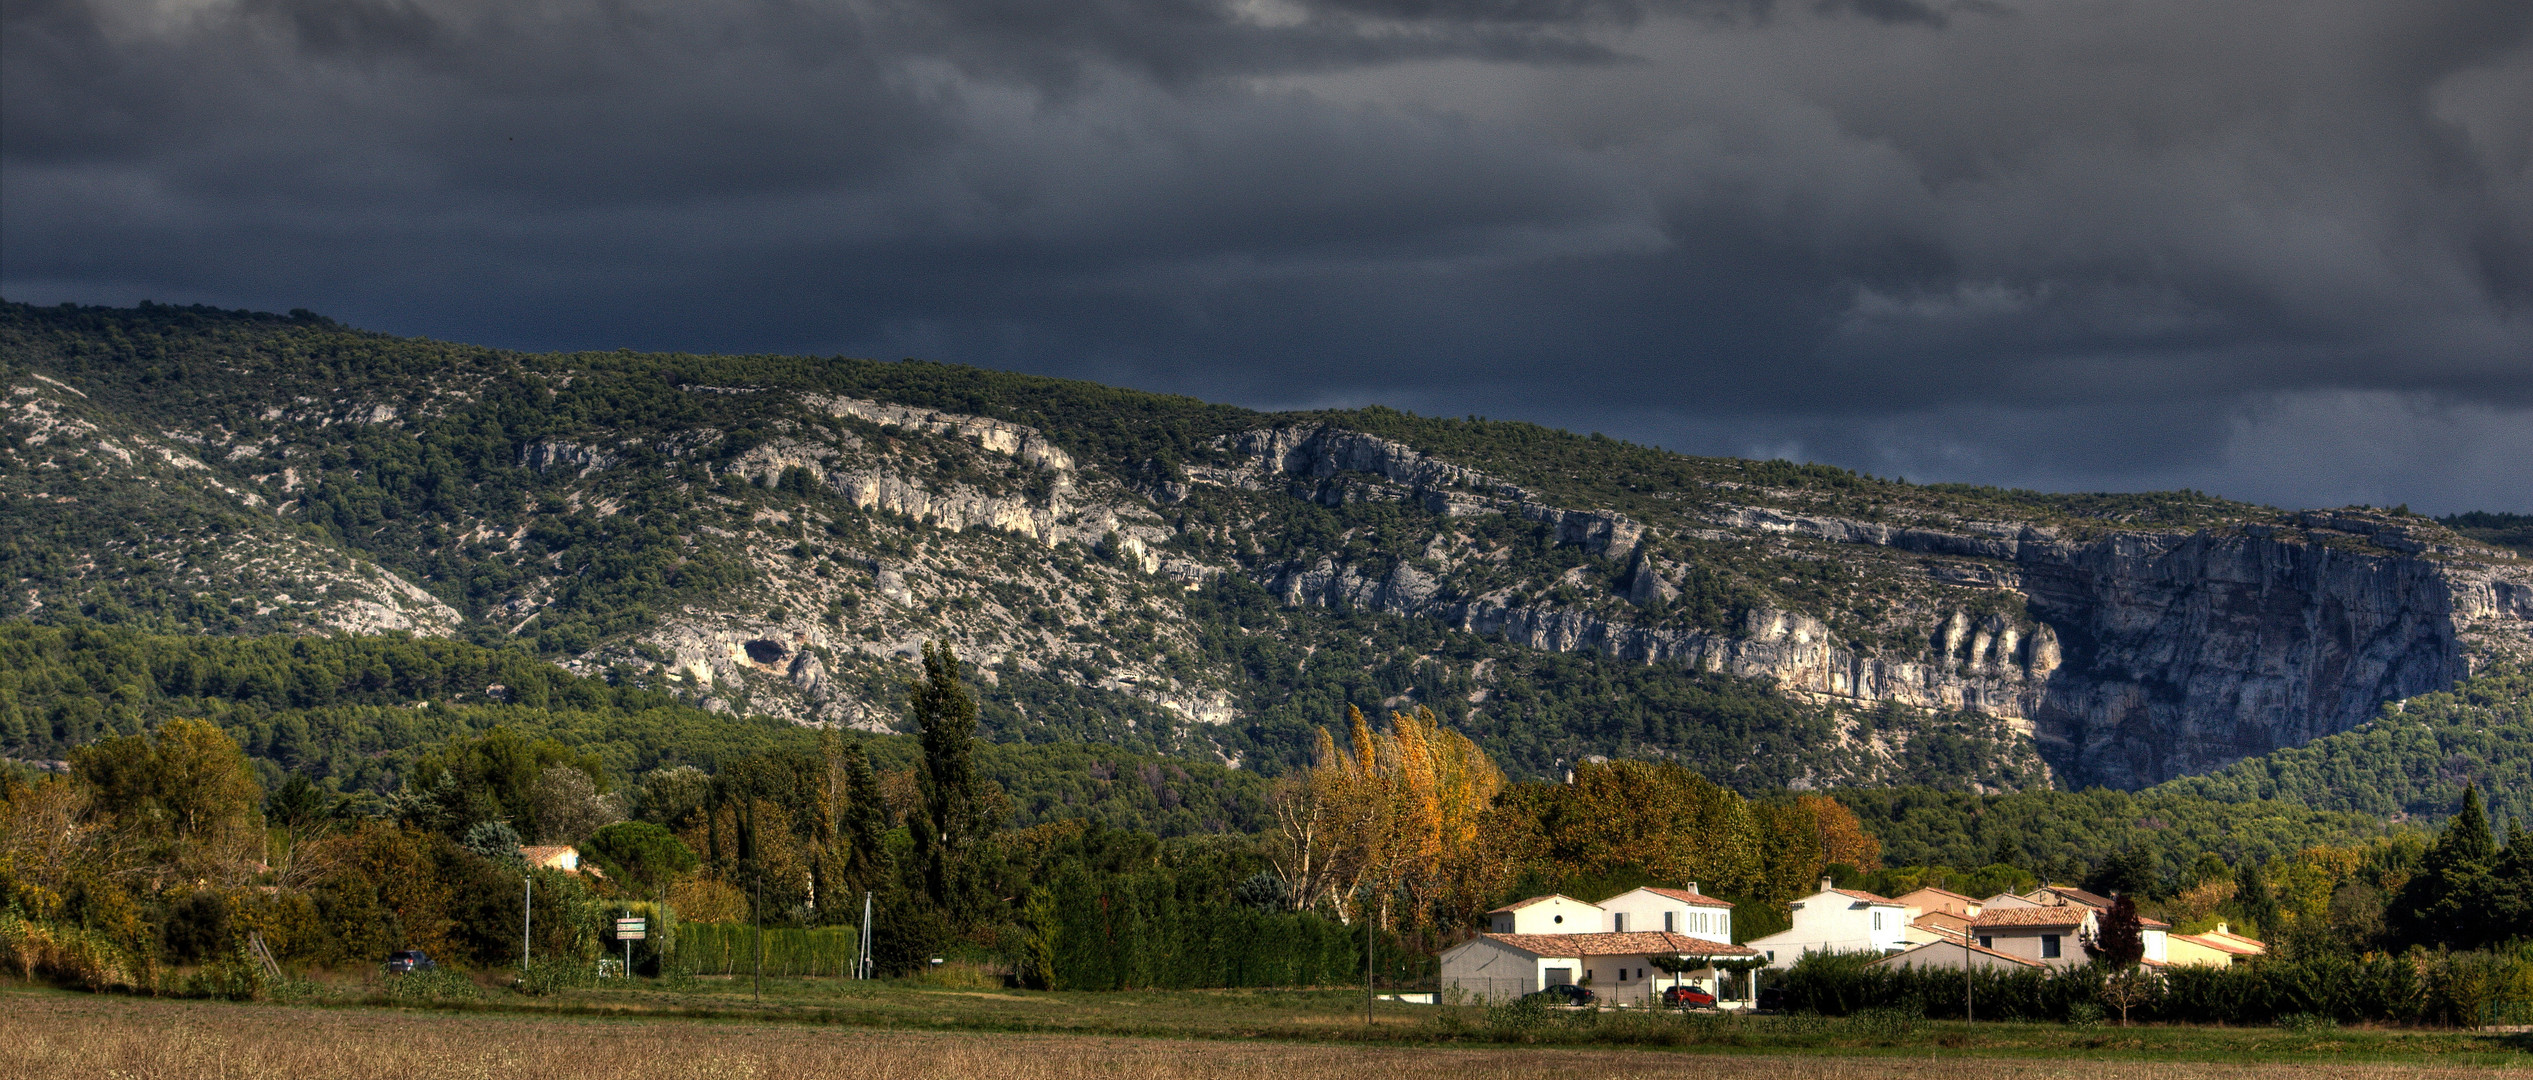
[1770, 948, 2533, 1027]
[1037, 868, 1365, 990]
[672, 923, 861, 977]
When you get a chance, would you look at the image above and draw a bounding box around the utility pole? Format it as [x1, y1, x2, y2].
[859, 892, 874, 980]
[1964, 934, 1974, 1023]
[1364, 898, 1374, 1028]
[522, 875, 533, 972]
[753, 871, 764, 1003]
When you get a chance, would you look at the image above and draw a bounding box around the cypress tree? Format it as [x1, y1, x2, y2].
[2234, 858, 2280, 941]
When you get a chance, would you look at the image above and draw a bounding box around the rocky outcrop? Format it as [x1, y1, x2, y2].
[807, 394, 1077, 472]
[519, 439, 622, 476]
[1265, 555, 2061, 723]
[1221, 424, 1645, 560]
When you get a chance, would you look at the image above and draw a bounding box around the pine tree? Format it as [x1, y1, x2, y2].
[2391, 785, 2500, 948]
[2492, 819, 2533, 944]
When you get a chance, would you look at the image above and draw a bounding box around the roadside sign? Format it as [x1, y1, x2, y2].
[615, 917, 647, 940]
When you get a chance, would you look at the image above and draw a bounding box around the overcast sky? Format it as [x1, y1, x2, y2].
[5, 0, 2528, 513]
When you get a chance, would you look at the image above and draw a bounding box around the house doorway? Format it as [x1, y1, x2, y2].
[1543, 967, 1574, 987]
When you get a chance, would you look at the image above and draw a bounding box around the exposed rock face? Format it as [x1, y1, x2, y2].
[1266, 556, 2059, 727]
[2017, 529, 2519, 788]
[519, 439, 622, 476]
[2, 377, 464, 638]
[1715, 503, 2533, 785]
[1229, 426, 2533, 788]
[1219, 424, 1646, 559]
[808, 394, 1078, 472]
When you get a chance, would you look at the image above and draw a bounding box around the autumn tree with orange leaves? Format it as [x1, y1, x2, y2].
[1269, 706, 1506, 933]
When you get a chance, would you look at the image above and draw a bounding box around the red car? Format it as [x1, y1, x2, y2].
[1663, 986, 1717, 1009]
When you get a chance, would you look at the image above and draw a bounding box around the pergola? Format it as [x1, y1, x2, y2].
[1649, 946, 1765, 1008]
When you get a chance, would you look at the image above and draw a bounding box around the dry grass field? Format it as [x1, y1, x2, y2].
[2, 994, 2525, 1080]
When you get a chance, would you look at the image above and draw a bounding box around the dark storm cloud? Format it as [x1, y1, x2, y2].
[5, 0, 2528, 512]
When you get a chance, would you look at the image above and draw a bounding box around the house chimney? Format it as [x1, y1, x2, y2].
[1820, 876, 1834, 892]
[1685, 881, 1699, 895]
[2216, 922, 2227, 935]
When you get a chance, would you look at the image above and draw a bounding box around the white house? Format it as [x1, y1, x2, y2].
[1597, 883, 1734, 941]
[1744, 878, 1911, 968]
[1439, 930, 1760, 1005]
[1484, 894, 1605, 935]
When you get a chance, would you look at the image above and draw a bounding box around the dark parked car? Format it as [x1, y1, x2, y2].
[384, 950, 436, 975]
[1756, 986, 1785, 1012]
[1662, 985, 1717, 1009]
[1521, 984, 1596, 1006]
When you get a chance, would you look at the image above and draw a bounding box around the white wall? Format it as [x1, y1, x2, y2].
[1746, 888, 1909, 967]
[1599, 888, 1733, 941]
[1490, 895, 1605, 935]
[1440, 938, 1543, 1003]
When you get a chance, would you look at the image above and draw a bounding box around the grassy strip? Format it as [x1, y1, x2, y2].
[105, 976, 2533, 1067]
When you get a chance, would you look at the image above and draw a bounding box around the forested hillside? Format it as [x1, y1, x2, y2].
[0, 623, 1269, 837]
[2155, 661, 2533, 830]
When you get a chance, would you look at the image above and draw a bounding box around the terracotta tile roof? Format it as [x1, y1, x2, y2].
[2202, 928, 2267, 950]
[1826, 888, 1904, 905]
[1873, 939, 2047, 969]
[1900, 886, 1978, 904]
[1913, 912, 1971, 931]
[1635, 886, 1736, 909]
[1481, 931, 1759, 958]
[2138, 915, 2171, 929]
[1971, 906, 2092, 929]
[2173, 932, 2263, 956]
[2031, 886, 2116, 909]
[1487, 894, 1595, 914]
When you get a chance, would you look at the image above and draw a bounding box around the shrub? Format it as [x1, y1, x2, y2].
[514, 957, 596, 996]
[383, 966, 483, 1004]
[0, 913, 140, 990]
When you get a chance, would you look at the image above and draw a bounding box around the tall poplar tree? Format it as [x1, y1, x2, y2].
[840, 739, 888, 897]
[909, 641, 990, 918]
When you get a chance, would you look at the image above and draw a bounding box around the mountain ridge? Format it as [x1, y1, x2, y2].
[5, 299, 2527, 792]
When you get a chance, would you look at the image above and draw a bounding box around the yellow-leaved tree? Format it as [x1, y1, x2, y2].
[1270, 706, 1505, 932]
